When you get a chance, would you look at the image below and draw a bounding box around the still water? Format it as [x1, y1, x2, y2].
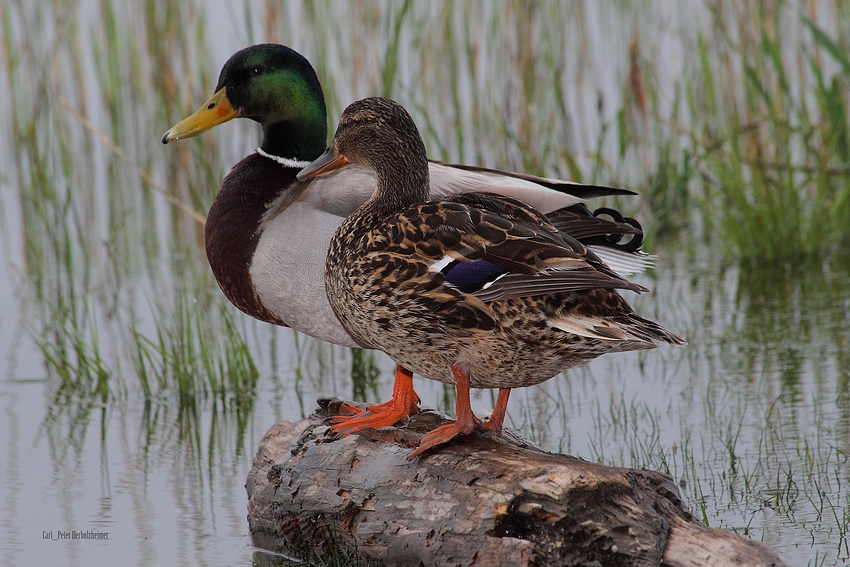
[2, 1, 849, 566]
[3, 236, 849, 565]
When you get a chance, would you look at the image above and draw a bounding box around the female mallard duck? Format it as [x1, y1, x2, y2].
[298, 97, 685, 458]
[162, 44, 652, 435]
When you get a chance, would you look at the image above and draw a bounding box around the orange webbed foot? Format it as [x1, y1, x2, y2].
[408, 363, 477, 460]
[408, 415, 476, 459]
[334, 401, 372, 417]
[332, 398, 395, 420]
[330, 366, 419, 436]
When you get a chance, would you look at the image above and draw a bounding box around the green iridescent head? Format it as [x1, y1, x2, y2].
[162, 44, 328, 160]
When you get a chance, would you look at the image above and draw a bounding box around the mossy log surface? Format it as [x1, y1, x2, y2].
[247, 399, 787, 567]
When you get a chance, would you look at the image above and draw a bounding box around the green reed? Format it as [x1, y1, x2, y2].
[349, 348, 381, 404]
[584, 388, 850, 564]
[0, 0, 264, 470]
[3, 2, 850, 564]
[682, 2, 850, 261]
[8, 0, 850, 268]
[291, 1, 850, 260]
[252, 538, 392, 567]
[625, 255, 850, 563]
[132, 281, 259, 400]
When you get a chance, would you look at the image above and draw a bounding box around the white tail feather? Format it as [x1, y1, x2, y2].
[589, 246, 656, 276]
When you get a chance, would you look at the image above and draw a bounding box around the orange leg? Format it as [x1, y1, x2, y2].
[408, 363, 477, 459]
[482, 388, 511, 433]
[331, 365, 419, 436]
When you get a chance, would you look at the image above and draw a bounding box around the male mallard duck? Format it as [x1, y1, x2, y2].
[298, 97, 685, 458]
[162, 44, 652, 435]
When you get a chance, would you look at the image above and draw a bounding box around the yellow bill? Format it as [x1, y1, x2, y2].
[161, 87, 241, 144]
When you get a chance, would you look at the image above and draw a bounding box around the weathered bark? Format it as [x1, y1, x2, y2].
[247, 399, 787, 567]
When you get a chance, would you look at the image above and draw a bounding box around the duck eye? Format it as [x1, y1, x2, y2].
[341, 116, 361, 128]
[251, 66, 264, 76]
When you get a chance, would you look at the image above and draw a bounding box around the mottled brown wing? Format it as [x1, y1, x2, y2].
[382, 193, 647, 303]
[446, 192, 648, 294]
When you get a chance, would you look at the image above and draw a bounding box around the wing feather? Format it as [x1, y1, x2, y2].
[383, 192, 648, 303]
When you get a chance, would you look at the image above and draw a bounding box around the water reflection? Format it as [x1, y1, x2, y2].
[1, 392, 23, 567]
[2, 1, 850, 565]
[6, 151, 850, 567]
[660, 248, 850, 556]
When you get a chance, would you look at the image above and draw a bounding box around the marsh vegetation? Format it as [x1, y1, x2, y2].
[1, 1, 849, 565]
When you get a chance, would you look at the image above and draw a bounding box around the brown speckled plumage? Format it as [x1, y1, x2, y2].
[317, 97, 684, 394]
[166, 45, 673, 446]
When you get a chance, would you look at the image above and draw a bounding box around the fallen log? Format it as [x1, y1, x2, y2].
[247, 399, 787, 567]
